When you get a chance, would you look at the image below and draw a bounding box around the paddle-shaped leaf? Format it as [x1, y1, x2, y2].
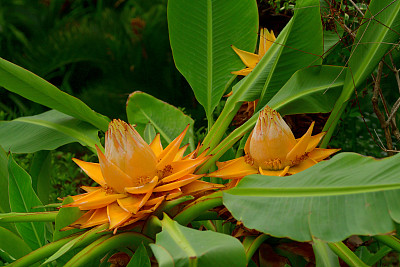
[0, 57, 110, 131]
[168, 0, 258, 123]
[150, 214, 246, 267]
[0, 226, 31, 261]
[126, 91, 194, 149]
[322, 0, 400, 146]
[0, 110, 102, 153]
[127, 242, 151, 267]
[224, 152, 400, 242]
[8, 155, 45, 250]
[0, 146, 9, 213]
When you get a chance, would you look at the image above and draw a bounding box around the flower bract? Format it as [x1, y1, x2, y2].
[208, 106, 340, 183]
[231, 28, 276, 76]
[63, 120, 223, 233]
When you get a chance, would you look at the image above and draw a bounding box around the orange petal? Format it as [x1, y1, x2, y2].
[161, 156, 209, 183]
[286, 122, 315, 162]
[150, 133, 163, 157]
[81, 207, 109, 228]
[96, 145, 135, 193]
[174, 144, 189, 161]
[64, 189, 125, 210]
[231, 68, 253, 76]
[287, 158, 318, 175]
[258, 29, 276, 59]
[153, 174, 203, 192]
[183, 143, 202, 160]
[157, 125, 189, 170]
[119, 212, 149, 228]
[67, 210, 94, 229]
[117, 195, 143, 213]
[165, 188, 183, 200]
[125, 176, 158, 194]
[73, 159, 106, 187]
[306, 132, 326, 152]
[231, 45, 258, 68]
[181, 180, 224, 195]
[145, 195, 165, 207]
[208, 157, 258, 179]
[258, 166, 287, 176]
[107, 202, 132, 230]
[81, 186, 102, 193]
[308, 148, 341, 162]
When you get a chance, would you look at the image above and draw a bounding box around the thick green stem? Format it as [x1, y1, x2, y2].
[174, 192, 223, 226]
[0, 212, 58, 223]
[328, 242, 369, 267]
[243, 234, 269, 264]
[64, 232, 153, 267]
[374, 235, 400, 252]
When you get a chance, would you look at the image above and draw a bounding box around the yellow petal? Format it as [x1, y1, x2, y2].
[231, 45, 259, 68]
[306, 132, 326, 152]
[107, 202, 132, 230]
[286, 122, 315, 163]
[81, 186, 101, 193]
[208, 157, 258, 179]
[258, 28, 275, 59]
[96, 145, 135, 193]
[118, 212, 149, 228]
[125, 176, 158, 194]
[287, 158, 318, 175]
[66, 210, 95, 229]
[145, 195, 165, 207]
[153, 174, 203, 192]
[150, 133, 163, 157]
[174, 144, 189, 161]
[308, 148, 341, 162]
[157, 125, 189, 170]
[231, 68, 253, 76]
[258, 166, 287, 176]
[73, 159, 106, 187]
[161, 156, 209, 183]
[63, 189, 125, 210]
[80, 207, 109, 228]
[181, 180, 224, 195]
[165, 188, 182, 200]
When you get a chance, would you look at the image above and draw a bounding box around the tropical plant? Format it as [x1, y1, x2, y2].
[1, 0, 400, 266]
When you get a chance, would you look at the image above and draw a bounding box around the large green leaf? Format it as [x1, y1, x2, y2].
[0, 146, 9, 213]
[201, 65, 345, 171]
[127, 242, 151, 267]
[0, 226, 31, 261]
[201, 0, 323, 152]
[224, 152, 400, 242]
[322, 0, 400, 146]
[0, 57, 110, 131]
[29, 151, 51, 204]
[126, 91, 195, 149]
[8, 156, 45, 250]
[150, 214, 246, 267]
[168, 0, 258, 122]
[0, 110, 102, 153]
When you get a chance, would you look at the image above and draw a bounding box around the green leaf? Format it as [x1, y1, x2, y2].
[322, 0, 400, 146]
[0, 110, 102, 153]
[127, 242, 151, 267]
[0, 146, 10, 213]
[8, 155, 45, 250]
[0, 226, 31, 261]
[29, 151, 51, 204]
[150, 214, 246, 267]
[168, 0, 258, 123]
[143, 123, 156, 144]
[126, 91, 194, 149]
[0, 57, 110, 131]
[53, 196, 83, 241]
[224, 152, 400, 242]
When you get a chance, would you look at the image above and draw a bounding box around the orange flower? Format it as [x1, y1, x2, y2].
[63, 120, 222, 233]
[209, 106, 340, 182]
[231, 28, 276, 76]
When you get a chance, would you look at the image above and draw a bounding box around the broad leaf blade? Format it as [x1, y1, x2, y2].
[0, 57, 110, 131]
[0, 110, 101, 153]
[127, 242, 151, 267]
[29, 151, 51, 204]
[150, 215, 246, 267]
[224, 152, 400, 242]
[168, 0, 258, 121]
[126, 91, 194, 148]
[0, 146, 9, 213]
[53, 196, 83, 241]
[0, 226, 31, 261]
[8, 155, 45, 250]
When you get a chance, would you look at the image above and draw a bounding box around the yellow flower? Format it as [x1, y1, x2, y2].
[208, 106, 340, 182]
[63, 120, 222, 233]
[231, 28, 276, 76]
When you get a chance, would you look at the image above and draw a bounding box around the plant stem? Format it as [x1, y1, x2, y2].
[243, 234, 269, 264]
[328, 242, 369, 267]
[374, 235, 400, 252]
